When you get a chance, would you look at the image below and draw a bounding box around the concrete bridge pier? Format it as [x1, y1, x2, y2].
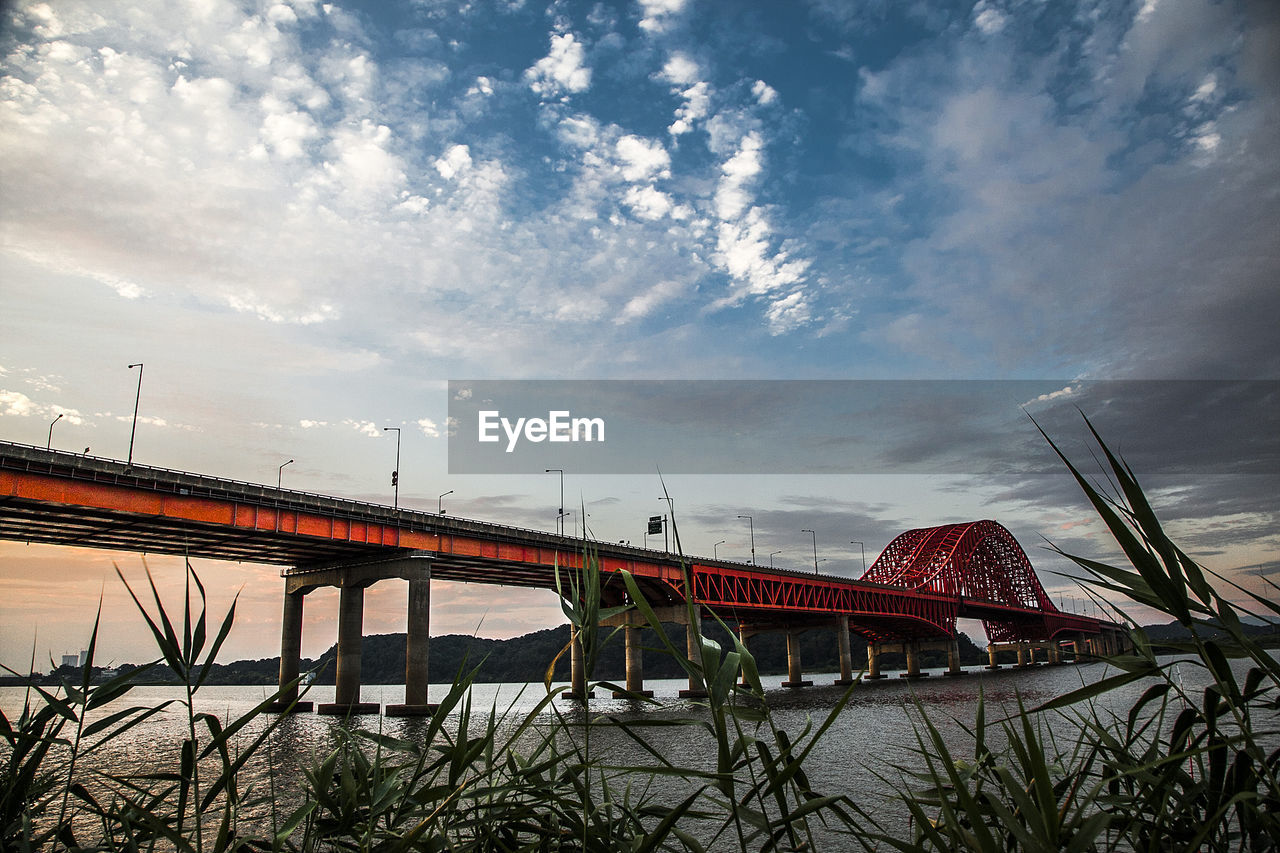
[679, 609, 708, 698]
[867, 642, 886, 679]
[985, 644, 1000, 670]
[782, 628, 813, 687]
[899, 640, 926, 678]
[834, 618, 855, 686]
[944, 638, 963, 676]
[387, 573, 434, 716]
[319, 584, 381, 715]
[612, 619, 653, 698]
[266, 590, 312, 712]
[567, 627, 594, 701]
[738, 625, 754, 687]
[268, 552, 433, 717]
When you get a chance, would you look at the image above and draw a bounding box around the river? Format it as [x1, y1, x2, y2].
[0, 658, 1196, 848]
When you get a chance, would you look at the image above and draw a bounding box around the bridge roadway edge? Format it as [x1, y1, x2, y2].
[0, 441, 1126, 713]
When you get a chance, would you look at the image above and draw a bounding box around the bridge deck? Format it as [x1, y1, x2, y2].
[0, 441, 1117, 641]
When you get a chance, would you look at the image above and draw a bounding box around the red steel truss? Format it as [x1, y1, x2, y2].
[0, 443, 1114, 645]
[860, 520, 1095, 641]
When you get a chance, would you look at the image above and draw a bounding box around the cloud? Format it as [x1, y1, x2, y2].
[417, 418, 440, 438]
[615, 134, 670, 182]
[658, 52, 699, 86]
[342, 419, 381, 437]
[971, 1, 1007, 35]
[434, 143, 472, 179]
[1, 388, 86, 425]
[525, 31, 591, 98]
[637, 0, 688, 34]
[623, 184, 673, 220]
[616, 279, 684, 323]
[751, 80, 778, 106]
[0, 390, 36, 417]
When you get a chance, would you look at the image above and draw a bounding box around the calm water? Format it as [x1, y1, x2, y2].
[0, 659, 1208, 846]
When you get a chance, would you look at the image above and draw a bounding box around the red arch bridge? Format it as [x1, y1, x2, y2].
[0, 442, 1123, 715]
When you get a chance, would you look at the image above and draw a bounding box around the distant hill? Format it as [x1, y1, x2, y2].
[18, 621, 989, 686]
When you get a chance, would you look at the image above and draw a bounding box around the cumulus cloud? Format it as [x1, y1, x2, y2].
[623, 184, 674, 220]
[971, 0, 1007, 35]
[434, 143, 472, 179]
[637, 0, 687, 34]
[751, 80, 778, 105]
[525, 31, 591, 98]
[0, 390, 36, 417]
[417, 418, 440, 438]
[342, 419, 381, 437]
[658, 52, 699, 86]
[615, 135, 670, 182]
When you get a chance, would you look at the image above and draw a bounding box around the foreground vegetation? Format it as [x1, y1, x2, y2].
[3, 422, 1278, 851]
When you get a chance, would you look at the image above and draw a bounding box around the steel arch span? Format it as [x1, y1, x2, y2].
[860, 520, 1075, 641]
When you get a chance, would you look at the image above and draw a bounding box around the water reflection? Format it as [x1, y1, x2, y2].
[0, 659, 1173, 844]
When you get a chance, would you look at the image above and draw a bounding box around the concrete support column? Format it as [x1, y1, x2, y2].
[1048, 643, 1062, 664]
[679, 611, 708, 698]
[319, 585, 378, 715]
[783, 629, 812, 687]
[388, 574, 433, 716]
[867, 642, 885, 679]
[1027, 645, 1037, 665]
[944, 638, 963, 677]
[267, 589, 312, 712]
[834, 618, 854, 686]
[900, 640, 925, 678]
[569, 627, 591, 701]
[335, 586, 364, 704]
[1016, 644, 1028, 667]
[986, 644, 1000, 670]
[737, 627, 752, 686]
[614, 621, 653, 698]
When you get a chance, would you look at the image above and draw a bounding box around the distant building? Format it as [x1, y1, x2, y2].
[61, 654, 80, 668]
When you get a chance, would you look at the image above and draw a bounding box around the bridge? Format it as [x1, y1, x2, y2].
[0, 441, 1123, 714]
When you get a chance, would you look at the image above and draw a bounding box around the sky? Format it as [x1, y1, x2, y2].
[1, 0, 1277, 673]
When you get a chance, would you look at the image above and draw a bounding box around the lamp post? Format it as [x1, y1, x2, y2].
[277, 459, 293, 488]
[770, 550, 782, 568]
[850, 540, 866, 575]
[658, 496, 674, 552]
[737, 515, 755, 565]
[438, 490, 453, 514]
[47, 413, 63, 450]
[801, 529, 817, 573]
[546, 469, 564, 534]
[714, 540, 726, 559]
[126, 363, 143, 466]
[383, 427, 401, 509]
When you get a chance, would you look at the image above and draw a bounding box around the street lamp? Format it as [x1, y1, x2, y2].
[770, 550, 782, 568]
[801, 529, 818, 573]
[47, 413, 63, 450]
[438, 489, 453, 514]
[714, 539, 726, 559]
[546, 469, 564, 534]
[737, 515, 755, 565]
[277, 459, 293, 488]
[383, 427, 401, 509]
[126, 362, 143, 466]
[658, 497, 674, 552]
[850, 540, 866, 575]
